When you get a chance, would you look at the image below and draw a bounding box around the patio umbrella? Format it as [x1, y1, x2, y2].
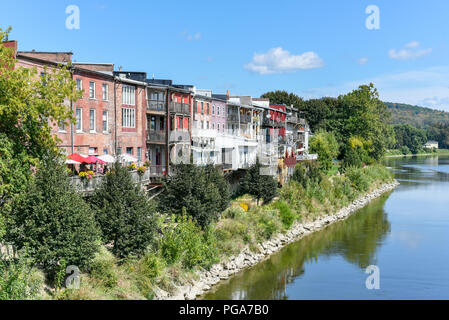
[85, 155, 106, 164]
[67, 153, 90, 163]
[65, 159, 81, 165]
[97, 154, 116, 163]
[119, 153, 138, 163]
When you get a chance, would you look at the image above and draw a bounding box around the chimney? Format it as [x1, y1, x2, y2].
[118, 66, 122, 72]
[226, 90, 230, 100]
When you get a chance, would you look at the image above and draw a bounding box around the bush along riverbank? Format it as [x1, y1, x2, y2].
[151, 164, 398, 300]
[1, 161, 396, 300]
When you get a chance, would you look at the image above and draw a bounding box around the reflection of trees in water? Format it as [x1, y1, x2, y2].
[384, 156, 449, 184]
[204, 195, 391, 300]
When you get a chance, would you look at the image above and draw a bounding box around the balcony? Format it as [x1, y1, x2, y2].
[286, 114, 298, 123]
[147, 131, 166, 144]
[262, 117, 283, 128]
[239, 114, 252, 123]
[169, 130, 190, 143]
[147, 100, 166, 113]
[227, 114, 239, 122]
[170, 102, 190, 115]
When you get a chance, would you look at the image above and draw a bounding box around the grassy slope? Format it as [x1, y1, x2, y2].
[48, 165, 394, 300]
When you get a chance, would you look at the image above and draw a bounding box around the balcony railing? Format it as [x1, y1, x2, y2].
[148, 165, 165, 177]
[170, 102, 190, 115]
[147, 131, 166, 143]
[71, 170, 151, 193]
[227, 114, 239, 122]
[286, 115, 298, 123]
[147, 100, 166, 112]
[169, 130, 190, 143]
[240, 114, 252, 123]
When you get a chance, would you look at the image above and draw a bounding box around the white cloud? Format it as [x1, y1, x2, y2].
[389, 41, 432, 60]
[245, 47, 324, 75]
[299, 66, 449, 111]
[358, 57, 369, 65]
[181, 31, 201, 41]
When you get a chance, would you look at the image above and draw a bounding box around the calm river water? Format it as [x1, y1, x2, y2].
[203, 156, 449, 299]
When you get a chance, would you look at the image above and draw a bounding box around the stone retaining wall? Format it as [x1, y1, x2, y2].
[153, 180, 400, 300]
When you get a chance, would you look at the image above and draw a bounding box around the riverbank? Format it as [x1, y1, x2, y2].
[153, 180, 400, 300]
[385, 149, 449, 158]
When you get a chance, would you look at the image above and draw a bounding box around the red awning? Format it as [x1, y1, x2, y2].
[85, 155, 106, 164]
[68, 153, 90, 163]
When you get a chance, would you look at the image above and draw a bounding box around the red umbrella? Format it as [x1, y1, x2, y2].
[68, 153, 90, 163]
[85, 155, 106, 164]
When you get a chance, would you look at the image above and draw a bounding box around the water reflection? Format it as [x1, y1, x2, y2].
[204, 195, 391, 300]
[204, 155, 449, 300]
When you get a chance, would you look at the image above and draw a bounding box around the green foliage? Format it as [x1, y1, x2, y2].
[400, 145, 410, 155]
[0, 256, 43, 300]
[6, 154, 100, 277]
[292, 161, 322, 187]
[309, 130, 339, 172]
[90, 161, 157, 259]
[272, 200, 297, 229]
[159, 213, 219, 269]
[160, 164, 230, 228]
[89, 247, 118, 288]
[393, 124, 427, 154]
[138, 252, 166, 280]
[240, 159, 278, 205]
[260, 90, 304, 109]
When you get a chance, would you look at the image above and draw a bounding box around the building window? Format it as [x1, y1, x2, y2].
[76, 79, 82, 91]
[89, 81, 95, 99]
[126, 147, 133, 155]
[88, 147, 97, 155]
[201, 102, 204, 114]
[150, 116, 156, 131]
[102, 110, 108, 132]
[122, 108, 135, 128]
[217, 106, 220, 116]
[103, 148, 108, 155]
[206, 121, 209, 129]
[89, 109, 96, 132]
[102, 83, 109, 101]
[207, 103, 210, 115]
[75, 108, 82, 131]
[122, 84, 135, 105]
[212, 106, 215, 115]
[160, 117, 165, 131]
[116, 147, 122, 155]
[212, 123, 215, 130]
[137, 147, 142, 161]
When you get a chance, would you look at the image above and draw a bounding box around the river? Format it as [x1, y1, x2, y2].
[203, 156, 449, 299]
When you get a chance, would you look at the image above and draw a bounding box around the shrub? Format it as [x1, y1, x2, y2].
[400, 145, 410, 155]
[240, 159, 278, 205]
[272, 200, 296, 229]
[159, 164, 230, 229]
[345, 166, 370, 192]
[309, 130, 339, 173]
[138, 252, 166, 280]
[90, 161, 157, 259]
[6, 154, 100, 277]
[159, 212, 219, 269]
[0, 256, 43, 300]
[89, 247, 118, 288]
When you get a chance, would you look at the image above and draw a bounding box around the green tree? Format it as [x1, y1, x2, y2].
[159, 164, 227, 228]
[1, 27, 81, 232]
[309, 130, 339, 173]
[240, 159, 278, 205]
[6, 153, 100, 276]
[90, 162, 157, 259]
[393, 124, 427, 154]
[260, 90, 303, 109]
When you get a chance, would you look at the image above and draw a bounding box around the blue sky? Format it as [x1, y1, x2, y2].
[2, 0, 449, 110]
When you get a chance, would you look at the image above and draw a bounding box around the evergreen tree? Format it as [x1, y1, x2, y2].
[6, 153, 100, 276]
[240, 159, 278, 205]
[159, 164, 226, 228]
[90, 162, 157, 259]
